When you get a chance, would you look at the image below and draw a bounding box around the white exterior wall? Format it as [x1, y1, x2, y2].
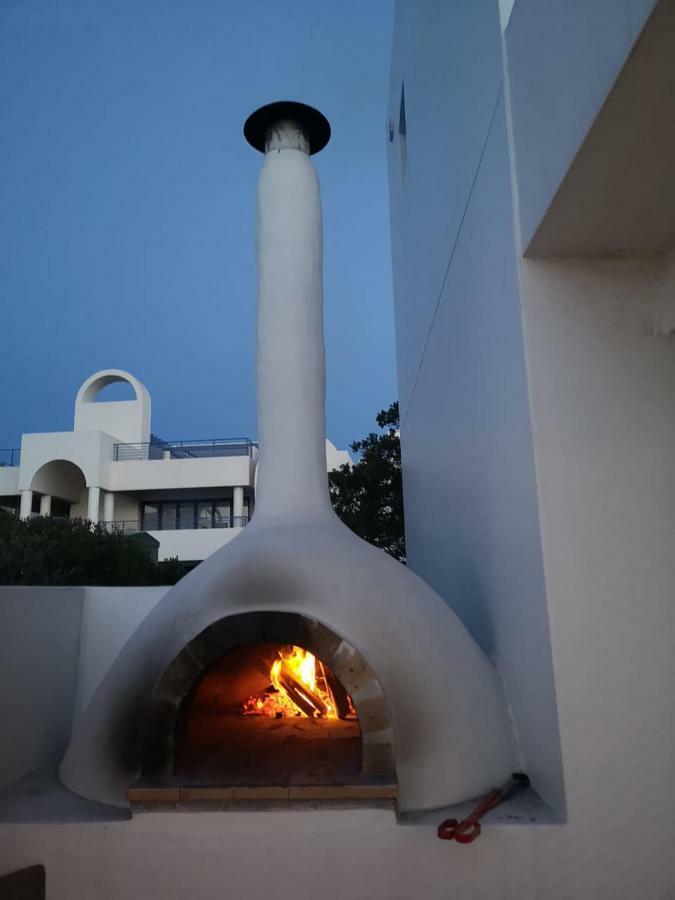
[385, 0, 675, 895]
[388, 0, 563, 813]
[19, 431, 116, 494]
[0, 587, 83, 789]
[69, 490, 89, 520]
[72, 587, 168, 724]
[325, 438, 350, 471]
[106, 455, 253, 492]
[147, 526, 243, 562]
[0, 587, 169, 786]
[110, 493, 139, 523]
[505, 0, 657, 251]
[73, 370, 151, 444]
[0, 468, 19, 495]
[2, 580, 675, 897]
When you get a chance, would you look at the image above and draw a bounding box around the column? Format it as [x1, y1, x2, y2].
[39, 494, 52, 517]
[103, 491, 115, 524]
[19, 489, 33, 520]
[233, 486, 244, 526]
[87, 486, 101, 525]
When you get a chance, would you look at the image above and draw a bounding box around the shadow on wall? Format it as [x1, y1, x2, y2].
[451, 552, 497, 659]
[0, 865, 45, 899]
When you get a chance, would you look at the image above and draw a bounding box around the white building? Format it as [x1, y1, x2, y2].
[0, 368, 350, 563]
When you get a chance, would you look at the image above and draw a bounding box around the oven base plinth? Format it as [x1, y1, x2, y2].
[128, 778, 397, 811]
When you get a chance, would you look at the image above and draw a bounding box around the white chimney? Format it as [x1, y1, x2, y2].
[244, 102, 332, 521]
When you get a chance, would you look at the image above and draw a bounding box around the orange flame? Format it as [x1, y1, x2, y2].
[243, 646, 351, 719]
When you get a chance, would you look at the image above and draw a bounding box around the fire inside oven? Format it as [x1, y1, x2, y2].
[174, 643, 361, 785]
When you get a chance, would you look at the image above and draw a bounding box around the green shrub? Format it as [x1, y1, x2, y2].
[0, 510, 184, 586]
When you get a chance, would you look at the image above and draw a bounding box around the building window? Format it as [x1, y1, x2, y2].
[178, 502, 195, 530]
[142, 503, 159, 530]
[162, 502, 177, 530]
[197, 501, 214, 529]
[399, 82, 407, 183]
[214, 501, 232, 527]
[140, 498, 248, 531]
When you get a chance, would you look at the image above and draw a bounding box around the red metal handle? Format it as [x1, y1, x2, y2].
[437, 818, 459, 840]
[454, 822, 481, 844]
[437, 774, 529, 844]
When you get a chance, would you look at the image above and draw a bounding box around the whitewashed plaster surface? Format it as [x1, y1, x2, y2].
[144, 524, 243, 562]
[386, 0, 675, 894]
[386, 0, 505, 419]
[2, 781, 675, 900]
[74, 369, 151, 445]
[0, 587, 83, 789]
[505, 0, 657, 251]
[0, 587, 170, 789]
[71, 587, 168, 724]
[388, 0, 564, 814]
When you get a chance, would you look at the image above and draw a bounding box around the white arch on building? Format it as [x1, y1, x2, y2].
[74, 369, 151, 445]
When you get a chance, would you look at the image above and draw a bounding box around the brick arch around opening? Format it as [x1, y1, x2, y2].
[140, 611, 395, 781]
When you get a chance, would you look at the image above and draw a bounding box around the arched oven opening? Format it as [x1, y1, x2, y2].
[134, 612, 396, 805]
[175, 643, 361, 786]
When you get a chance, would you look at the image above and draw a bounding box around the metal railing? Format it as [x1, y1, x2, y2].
[101, 515, 250, 534]
[113, 438, 256, 461]
[0, 449, 20, 467]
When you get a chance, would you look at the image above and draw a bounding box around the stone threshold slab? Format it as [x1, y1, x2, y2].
[128, 782, 397, 807]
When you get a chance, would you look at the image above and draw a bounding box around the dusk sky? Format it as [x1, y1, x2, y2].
[0, 1, 396, 452]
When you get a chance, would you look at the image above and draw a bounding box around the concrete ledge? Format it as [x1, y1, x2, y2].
[128, 780, 398, 810]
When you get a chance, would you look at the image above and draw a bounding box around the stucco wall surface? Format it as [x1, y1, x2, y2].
[505, 0, 657, 252]
[19, 431, 116, 492]
[74, 370, 151, 445]
[0, 586, 174, 787]
[386, 0, 505, 420]
[110, 494, 139, 522]
[388, 0, 564, 815]
[72, 587, 168, 725]
[518, 255, 675, 831]
[148, 526, 242, 561]
[107, 455, 253, 492]
[0, 469, 19, 494]
[0, 587, 83, 789]
[2, 796, 675, 900]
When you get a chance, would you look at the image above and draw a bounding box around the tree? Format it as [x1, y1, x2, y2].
[0, 511, 185, 586]
[329, 401, 406, 562]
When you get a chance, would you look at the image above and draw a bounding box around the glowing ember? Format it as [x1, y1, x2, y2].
[242, 646, 355, 719]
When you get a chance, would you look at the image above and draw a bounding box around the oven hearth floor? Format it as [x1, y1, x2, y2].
[177, 714, 361, 785]
[131, 716, 396, 809]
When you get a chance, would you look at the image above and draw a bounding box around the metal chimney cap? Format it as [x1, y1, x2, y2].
[244, 101, 331, 155]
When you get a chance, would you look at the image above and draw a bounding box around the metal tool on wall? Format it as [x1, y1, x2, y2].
[437, 773, 530, 843]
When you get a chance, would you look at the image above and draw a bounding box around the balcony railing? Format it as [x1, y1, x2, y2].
[113, 438, 256, 461]
[101, 515, 250, 534]
[0, 449, 20, 467]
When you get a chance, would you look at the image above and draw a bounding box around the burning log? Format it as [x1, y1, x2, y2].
[243, 645, 354, 719]
[277, 661, 329, 717]
[322, 664, 352, 719]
